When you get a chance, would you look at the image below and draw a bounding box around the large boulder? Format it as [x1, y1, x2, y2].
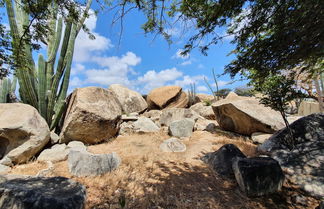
[68, 150, 121, 177]
[133, 117, 160, 133]
[169, 119, 194, 137]
[212, 97, 285, 135]
[258, 113, 324, 198]
[232, 157, 285, 197]
[190, 102, 215, 120]
[59, 87, 122, 144]
[0, 176, 86, 209]
[108, 84, 147, 113]
[202, 144, 246, 177]
[147, 86, 188, 109]
[0, 103, 50, 165]
[159, 108, 200, 127]
[159, 138, 186, 152]
[298, 100, 321, 116]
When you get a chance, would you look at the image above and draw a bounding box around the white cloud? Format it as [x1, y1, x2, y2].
[180, 60, 192, 66]
[197, 85, 208, 92]
[71, 63, 85, 75]
[173, 49, 189, 60]
[217, 80, 229, 87]
[70, 76, 82, 87]
[137, 67, 183, 92]
[73, 10, 113, 62]
[173, 75, 204, 87]
[84, 52, 141, 87]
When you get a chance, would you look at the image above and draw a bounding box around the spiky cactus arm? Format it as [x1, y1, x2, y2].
[0, 78, 10, 103]
[38, 54, 47, 117]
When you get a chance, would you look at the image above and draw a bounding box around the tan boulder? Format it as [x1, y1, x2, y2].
[225, 91, 239, 100]
[59, 87, 122, 144]
[212, 97, 285, 135]
[159, 108, 200, 127]
[0, 103, 50, 165]
[190, 102, 215, 120]
[298, 100, 321, 116]
[195, 94, 215, 103]
[108, 84, 147, 114]
[147, 86, 188, 109]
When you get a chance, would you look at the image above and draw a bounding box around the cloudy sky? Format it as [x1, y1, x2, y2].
[40, 2, 248, 94]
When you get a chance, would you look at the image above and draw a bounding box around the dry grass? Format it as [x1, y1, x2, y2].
[9, 130, 320, 209]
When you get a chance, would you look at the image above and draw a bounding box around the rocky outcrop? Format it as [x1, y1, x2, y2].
[159, 138, 186, 152]
[147, 86, 188, 109]
[212, 97, 285, 135]
[0, 103, 50, 165]
[202, 144, 246, 177]
[190, 102, 215, 120]
[59, 87, 122, 144]
[169, 119, 194, 137]
[195, 94, 215, 103]
[159, 108, 200, 127]
[232, 157, 285, 197]
[225, 92, 239, 100]
[142, 110, 162, 124]
[0, 176, 86, 209]
[258, 113, 324, 198]
[108, 84, 147, 113]
[68, 150, 121, 177]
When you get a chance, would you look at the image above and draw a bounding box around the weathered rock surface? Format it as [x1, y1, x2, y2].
[108, 84, 147, 113]
[195, 94, 215, 103]
[251, 132, 272, 144]
[0, 165, 10, 173]
[50, 132, 59, 145]
[298, 100, 321, 116]
[202, 144, 246, 176]
[147, 86, 188, 109]
[0, 176, 86, 209]
[159, 108, 200, 127]
[190, 102, 215, 120]
[60, 87, 122, 144]
[68, 150, 121, 177]
[169, 119, 194, 137]
[142, 110, 162, 125]
[133, 117, 160, 133]
[232, 157, 285, 197]
[258, 113, 324, 198]
[0, 103, 50, 165]
[37, 141, 87, 162]
[194, 118, 218, 132]
[160, 138, 186, 152]
[212, 97, 285, 135]
[225, 92, 239, 100]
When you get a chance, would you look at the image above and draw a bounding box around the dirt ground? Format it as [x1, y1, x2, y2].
[9, 130, 320, 209]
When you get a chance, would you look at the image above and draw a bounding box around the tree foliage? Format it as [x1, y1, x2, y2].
[215, 88, 231, 98]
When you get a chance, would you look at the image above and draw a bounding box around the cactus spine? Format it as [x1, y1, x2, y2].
[5, 0, 92, 129]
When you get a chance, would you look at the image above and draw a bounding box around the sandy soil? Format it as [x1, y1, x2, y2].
[8, 130, 320, 209]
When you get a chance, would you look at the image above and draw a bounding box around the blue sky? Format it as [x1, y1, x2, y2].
[3, 2, 248, 95]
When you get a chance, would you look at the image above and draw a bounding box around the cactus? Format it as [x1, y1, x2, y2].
[0, 76, 17, 103]
[204, 68, 220, 101]
[187, 83, 196, 107]
[5, 0, 92, 130]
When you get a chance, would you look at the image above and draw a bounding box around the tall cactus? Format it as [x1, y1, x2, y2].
[0, 76, 17, 103]
[5, 0, 92, 130]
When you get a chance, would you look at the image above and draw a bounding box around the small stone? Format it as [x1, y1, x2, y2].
[50, 132, 60, 145]
[67, 141, 87, 151]
[160, 138, 186, 152]
[37, 144, 69, 162]
[251, 132, 272, 144]
[133, 117, 160, 133]
[169, 118, 194, 137]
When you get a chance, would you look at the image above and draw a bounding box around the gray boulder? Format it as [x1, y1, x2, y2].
[259, 113, 324, 198]
[159, 108, 200, 127]
[169, 119, 194, 137]
[68, 150, 121, 177]
[203, 144, 246, 177]
[160, 138, 186, 152]
[0, 103, 50, 165]
[133, 117, 160, 133]
[108, 84, 148, 114]
[190, 102, 215, 120]
[232, 157, 285, 197]
[0, 176, 86, 209]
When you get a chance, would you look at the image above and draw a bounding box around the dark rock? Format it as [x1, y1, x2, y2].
[0, 176, 86, 209]
[316, 201, 324, 209]
[258, 113, 324, 198]
[203, 144, 246, 176]
[232, 157, 285, 197]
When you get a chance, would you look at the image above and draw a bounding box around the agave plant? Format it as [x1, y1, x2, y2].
[5, 0, 92, 130]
